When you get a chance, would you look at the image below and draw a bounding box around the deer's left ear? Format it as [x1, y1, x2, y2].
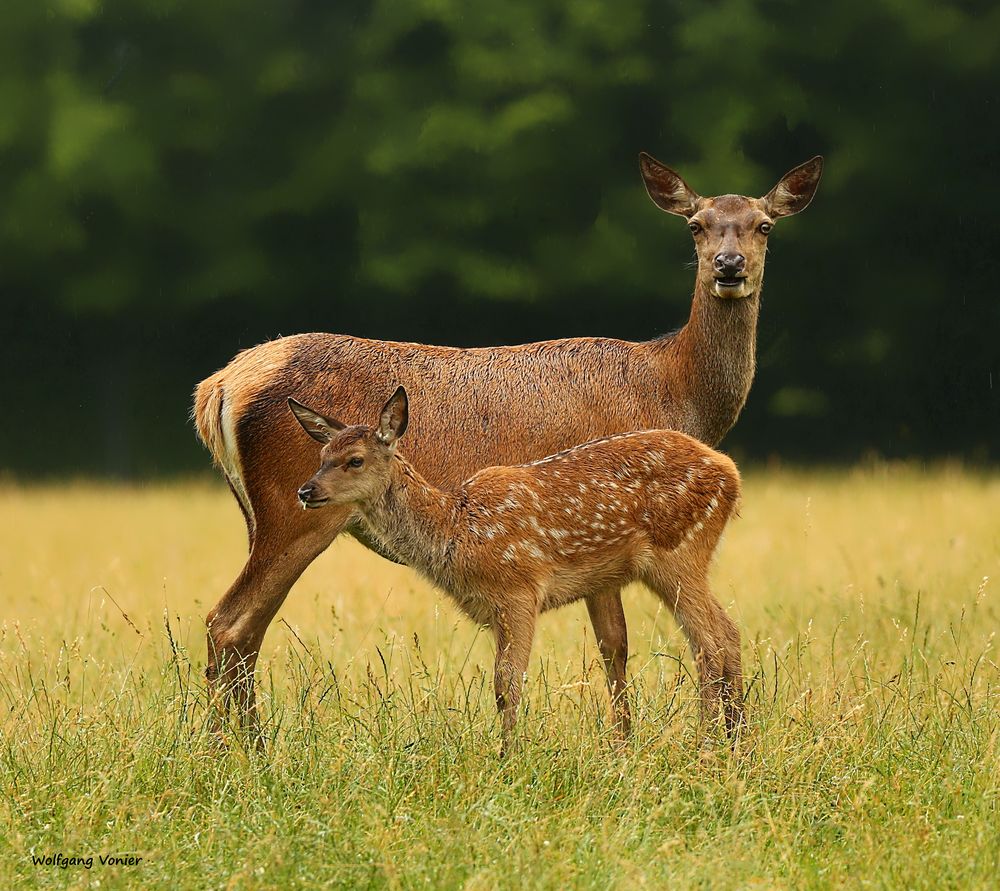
[763, 156, 824, 218]
[288, 398, 345, 443]
[377, 386, 408, 446]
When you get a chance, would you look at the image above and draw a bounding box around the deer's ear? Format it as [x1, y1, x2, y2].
[639, 153, 701, 218]
[288, 398, 345, 444]
[763, 156, 823, 218]
[377, 386, 408, 446]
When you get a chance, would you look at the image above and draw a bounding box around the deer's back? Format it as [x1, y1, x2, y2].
[463, 429, 739, 547]
[201, 332, 679, 494]
[445, 430, 740, 612]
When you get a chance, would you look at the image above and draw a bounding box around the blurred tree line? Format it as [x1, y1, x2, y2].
[2, 0, 998, 476]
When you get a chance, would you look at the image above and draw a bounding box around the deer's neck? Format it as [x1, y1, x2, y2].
[359, 457, 460, 587]
[654, 281, 761, 446]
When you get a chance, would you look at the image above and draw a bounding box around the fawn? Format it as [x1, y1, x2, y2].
[289, 387, 743, 748]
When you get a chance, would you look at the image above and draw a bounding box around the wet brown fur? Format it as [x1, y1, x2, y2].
[193, 155, 822, 734]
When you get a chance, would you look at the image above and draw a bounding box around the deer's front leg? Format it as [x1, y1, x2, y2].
[206, 504, 352, 746]
[492, 602, 537, 756]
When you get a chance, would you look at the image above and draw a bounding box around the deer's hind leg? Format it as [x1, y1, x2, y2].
[718, 610, 745, 735]
[644, 564, 742, 738]
[585, 588, 632, 737]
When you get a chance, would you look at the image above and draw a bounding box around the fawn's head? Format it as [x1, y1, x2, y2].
[639, 154, 823, 300]
[289, 387, 409, 510]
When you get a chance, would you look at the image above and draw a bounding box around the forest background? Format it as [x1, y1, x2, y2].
[2, 0, 997, 475]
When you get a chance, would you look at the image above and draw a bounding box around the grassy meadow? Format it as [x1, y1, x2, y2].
[0, 466, 998, 889]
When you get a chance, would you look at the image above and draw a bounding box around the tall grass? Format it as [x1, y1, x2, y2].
[0, 466, 998, 889]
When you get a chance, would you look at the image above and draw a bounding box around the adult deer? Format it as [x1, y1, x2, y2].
[194, 153, 822, 732]
[289, 387, 742, 750]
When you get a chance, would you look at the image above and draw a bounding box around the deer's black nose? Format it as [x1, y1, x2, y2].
[714, 253, 746, 277]
[297, 482, 316, 503]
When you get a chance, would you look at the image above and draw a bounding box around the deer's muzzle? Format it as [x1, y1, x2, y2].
[297, 482, 329, 509]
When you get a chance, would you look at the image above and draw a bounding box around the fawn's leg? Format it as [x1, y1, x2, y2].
[585, 588, 631, 737]
[206, 501, 352, 742]
[647, 571, 740, 736]
[717, 610, 745, 735]
[492, 604, 537, 755]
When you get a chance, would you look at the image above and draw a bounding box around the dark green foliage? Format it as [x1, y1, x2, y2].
[2, 0, 997, 474]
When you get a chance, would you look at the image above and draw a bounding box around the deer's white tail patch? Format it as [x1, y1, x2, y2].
[219, 390, 255, 536]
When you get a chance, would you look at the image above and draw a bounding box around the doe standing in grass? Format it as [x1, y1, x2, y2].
[289, 387, 743, 748]
[195, 153, 821, 733]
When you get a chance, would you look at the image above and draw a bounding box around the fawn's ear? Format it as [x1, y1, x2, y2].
[639, 152, 701, 218]
[762, 156, 824, 218]
[288, 397, 345, 444]
[377, 386, 408, 446]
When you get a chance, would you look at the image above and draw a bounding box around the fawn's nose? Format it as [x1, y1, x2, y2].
[297, 482, 316, 503]
[713, 253, 746, 277]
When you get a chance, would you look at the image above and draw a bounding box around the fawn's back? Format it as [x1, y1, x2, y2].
[445, 430, 741, 617]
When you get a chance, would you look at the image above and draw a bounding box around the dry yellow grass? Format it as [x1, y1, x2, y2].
[3, 465, 994, 688]
[1, 465, 998, 889]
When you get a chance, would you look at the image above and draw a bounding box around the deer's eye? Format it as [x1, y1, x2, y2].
[347, 457, 364, 468]
[688, 221, 702, 235]
[759, 221, 773, 235]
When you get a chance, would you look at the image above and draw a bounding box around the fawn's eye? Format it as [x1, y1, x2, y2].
[347, 457, 364, 468]
[688, 221, 702, 235]
[759, 221, 773, 235]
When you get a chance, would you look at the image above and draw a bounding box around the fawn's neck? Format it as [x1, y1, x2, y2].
[653, 281, 760, 446]
[358, 457, 461, 586]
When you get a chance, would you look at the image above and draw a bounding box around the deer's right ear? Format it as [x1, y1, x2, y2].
[287, 398, 345, 444]
[639, 152, 701, 218]
[377, 386, 408, 447]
